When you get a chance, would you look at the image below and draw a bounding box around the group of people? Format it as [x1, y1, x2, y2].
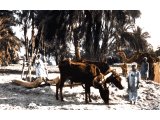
[127, 57, 149, 105]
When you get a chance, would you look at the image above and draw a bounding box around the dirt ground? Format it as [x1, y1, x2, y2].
[0, 64, 160, 110]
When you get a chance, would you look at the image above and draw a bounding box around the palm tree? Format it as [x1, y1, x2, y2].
[35, 10, 84, 61]
[133, 26, 150, 52]
[155, 46, 160, 56]
[16, 10, 37, 60]
[29, 11, 36, 57]
[0, 10, 21, 66]
[34, 10, 150, 63]
[16, 10, 29, 60]
[121, 26, 150, 52]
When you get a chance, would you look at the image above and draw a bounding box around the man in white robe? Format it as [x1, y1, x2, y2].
[35, 54, 47, 79]
[127, 62, 141, 104]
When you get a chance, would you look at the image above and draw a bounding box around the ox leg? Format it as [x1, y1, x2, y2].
[60, 86, 64, 101]
[56, 75, 65, 101]
[85, 84, 92, 103]
[85, 84, 89, 104]
[70, 80, 73, 89]
[59, 81, 65, 101]
[88, 87, 92, 102]
[56, 84, 59, 100]
[85, 91, 88, 104]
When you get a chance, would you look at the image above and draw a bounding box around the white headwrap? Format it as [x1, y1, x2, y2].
[131, 62, 137, 68]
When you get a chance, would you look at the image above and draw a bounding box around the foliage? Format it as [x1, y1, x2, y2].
[0, 10, 153, 65]
[121, 26, 150, 52]
[155, 46, 160, 57]
[0, 10, 21, 65]
[34, 10, 150, 62]
[15, 10, 37, 59]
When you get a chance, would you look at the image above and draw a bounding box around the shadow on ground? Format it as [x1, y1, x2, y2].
[0, 82, 108, 109]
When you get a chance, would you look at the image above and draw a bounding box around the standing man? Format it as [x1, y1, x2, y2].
[127, 62, 141, 105]
[35, 54, 47, 81]
[140, 57, 149, 80]
[40, 50, 48, 78]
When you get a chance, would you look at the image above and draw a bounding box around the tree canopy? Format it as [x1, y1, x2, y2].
[34, 10, 151, 61]
[0, 10, 21, 65]
[0, 10, 153, 66]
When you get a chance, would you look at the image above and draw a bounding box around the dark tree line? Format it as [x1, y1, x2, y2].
[33, 10, 151, 63]
[0, 10, 153, 66]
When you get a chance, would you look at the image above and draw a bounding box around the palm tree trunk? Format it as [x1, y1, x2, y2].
[55, 50, 59, 65]
[40, 24, 45, 52]
[24, 23, 28, 60]
[31, 15, 35, 57]
[74, 40, 81, 60]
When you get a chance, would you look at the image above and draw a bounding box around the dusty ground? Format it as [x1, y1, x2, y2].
[0, 64, 160, 110]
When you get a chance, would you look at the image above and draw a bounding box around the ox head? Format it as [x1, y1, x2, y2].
[99, 87, 109, 104]
[92, 74, 110, 104]
[103, 70, 124, 90]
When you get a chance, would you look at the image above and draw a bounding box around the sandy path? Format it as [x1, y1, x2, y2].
[0, 64, 160, 110]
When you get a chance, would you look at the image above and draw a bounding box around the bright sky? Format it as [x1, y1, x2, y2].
[136, 9, 160, 50]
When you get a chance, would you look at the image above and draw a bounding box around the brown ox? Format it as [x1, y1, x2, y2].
[79, 60, 110, 75]
[103, 70, 124, 90]
[80, 60, 124, 90]
[56, 58, 109, 104]
[93, 70, 124, 104]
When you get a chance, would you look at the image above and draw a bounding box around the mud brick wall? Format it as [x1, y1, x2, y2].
[153, 62, 160, 84]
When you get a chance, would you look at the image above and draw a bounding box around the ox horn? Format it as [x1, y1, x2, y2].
[102, 72, 112, 83]
[104, 72, 112, 80]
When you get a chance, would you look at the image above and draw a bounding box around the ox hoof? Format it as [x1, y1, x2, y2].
[61, 99, 64, 102]
[55, 96, 59, 100]
[85, 101, 89, 104]
[104, 101, 109, 105]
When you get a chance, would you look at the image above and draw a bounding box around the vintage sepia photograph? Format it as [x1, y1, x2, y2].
[0, 1, 159, 116]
